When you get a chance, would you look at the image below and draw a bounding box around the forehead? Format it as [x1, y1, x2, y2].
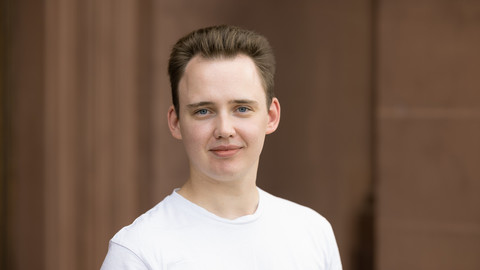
[178, 55, 266, 104]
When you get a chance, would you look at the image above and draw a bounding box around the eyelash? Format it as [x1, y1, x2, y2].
[194, 108, 210, 115]
[195, 109, 208, 114]
[236, 106, 251, 113]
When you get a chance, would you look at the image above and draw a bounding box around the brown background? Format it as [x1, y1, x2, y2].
[1, 0, 479, 269]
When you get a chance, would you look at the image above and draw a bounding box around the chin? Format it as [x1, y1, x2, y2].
[206, 167, 249, 182]
[209, 171, 241, 181]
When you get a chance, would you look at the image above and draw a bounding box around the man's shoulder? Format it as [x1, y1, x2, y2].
[110, 191, 183, 249]
[260, 189, 330, 226]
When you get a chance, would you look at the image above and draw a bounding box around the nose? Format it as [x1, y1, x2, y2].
[214, 113, 236, 139]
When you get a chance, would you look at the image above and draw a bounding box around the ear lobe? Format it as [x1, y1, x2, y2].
[167, 106, 182, 140]
[266, 98, 281, 134]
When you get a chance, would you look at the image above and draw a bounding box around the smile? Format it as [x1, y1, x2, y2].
[209, 145, 243, 158]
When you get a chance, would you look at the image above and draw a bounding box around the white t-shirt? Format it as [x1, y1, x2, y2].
[101, 188, 342, 270]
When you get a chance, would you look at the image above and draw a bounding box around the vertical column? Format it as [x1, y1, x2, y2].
[5, 0, 46, 269]
[44, 0, 142, 269]
[44, 0, 80, 269]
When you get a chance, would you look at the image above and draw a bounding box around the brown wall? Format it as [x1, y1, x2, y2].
[3, 0, 46, 269]
[2, 0, 479, 270]
[376, 1, 480, 269]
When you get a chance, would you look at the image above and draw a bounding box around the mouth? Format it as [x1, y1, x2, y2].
[209, 145, 243, 158]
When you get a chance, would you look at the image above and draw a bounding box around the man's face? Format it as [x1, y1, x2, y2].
[168, 54, 280, 183]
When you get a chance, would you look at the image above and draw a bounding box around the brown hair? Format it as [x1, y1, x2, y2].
[168, 25, 276, 117]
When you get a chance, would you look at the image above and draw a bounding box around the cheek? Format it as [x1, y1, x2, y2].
[180, 121, 212, 147]
[237, 121, 267, 145]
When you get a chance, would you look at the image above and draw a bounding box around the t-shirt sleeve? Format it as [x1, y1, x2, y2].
[329, 244, 342, 270]
[101, 241, 149, 270]
[325, 221, 342, 270]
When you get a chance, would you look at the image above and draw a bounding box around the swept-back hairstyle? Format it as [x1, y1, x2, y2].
[168, 25, 276, 117]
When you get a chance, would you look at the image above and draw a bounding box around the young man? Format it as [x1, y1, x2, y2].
[102, 25, 342, 269]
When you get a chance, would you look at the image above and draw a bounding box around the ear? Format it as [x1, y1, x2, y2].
[266, 97, 281, 134]
[167, 105, 182, 140]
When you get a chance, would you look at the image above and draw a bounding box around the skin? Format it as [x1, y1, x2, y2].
[167, 54, 280, 219]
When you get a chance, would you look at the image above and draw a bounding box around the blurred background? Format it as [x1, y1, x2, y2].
[1, 0, 479, 269]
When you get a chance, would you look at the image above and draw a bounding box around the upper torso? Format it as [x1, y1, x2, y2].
[102, 188, 342, 270]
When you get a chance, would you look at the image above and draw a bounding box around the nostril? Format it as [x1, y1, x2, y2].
[213, 116, 236, 139]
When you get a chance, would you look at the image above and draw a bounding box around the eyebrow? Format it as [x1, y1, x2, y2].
[186, 101, 214, 109]
[186, 99, 258, 109]
[231, 99, 258, 106]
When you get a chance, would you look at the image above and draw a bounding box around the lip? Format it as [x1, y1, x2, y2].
[209, 145, 242, 158]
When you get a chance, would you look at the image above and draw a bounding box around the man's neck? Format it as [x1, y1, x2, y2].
[177, 174, 259, 220]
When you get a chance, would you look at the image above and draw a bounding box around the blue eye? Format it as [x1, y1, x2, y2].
[196, 109, 209, 115]
[237, 107, 249, 113]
